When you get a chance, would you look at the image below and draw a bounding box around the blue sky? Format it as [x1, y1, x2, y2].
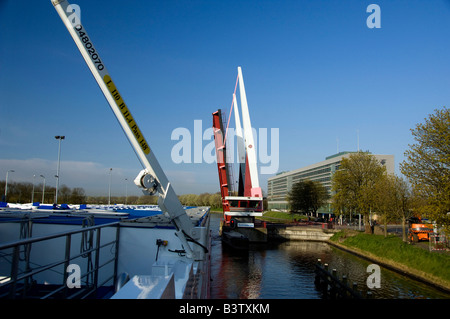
[1, 0, 450, 198]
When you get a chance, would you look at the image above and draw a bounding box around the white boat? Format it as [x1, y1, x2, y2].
[0, 0, 212, 299]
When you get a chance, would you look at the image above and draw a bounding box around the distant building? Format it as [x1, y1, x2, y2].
[267, 151, 394, 213]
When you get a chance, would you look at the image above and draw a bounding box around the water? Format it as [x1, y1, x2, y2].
[209, 213, 450, 299]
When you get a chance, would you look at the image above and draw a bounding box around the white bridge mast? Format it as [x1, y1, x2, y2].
[237, 66, 262, 198]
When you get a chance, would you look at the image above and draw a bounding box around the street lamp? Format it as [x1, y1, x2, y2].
[40, 175, 46, 204]
[108, 168, 113, 205]
[4, 170, 15, 202]
[55, 135, 65, 204]
[125, 178, 128, 205]
[31, 174, 36, 203]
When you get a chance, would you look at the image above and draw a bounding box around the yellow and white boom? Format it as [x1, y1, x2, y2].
[51, 0, 199, 259]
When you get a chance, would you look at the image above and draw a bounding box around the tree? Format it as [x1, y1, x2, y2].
[373, 174, 395, 237]
[127, 196, 139, 205]
[70, 187, 86, 204]
[288, 180, 329, 216]
[392, 176, 413, 241]
[179, 192, 222, 209]
[58, 184, 71, 204]
[208, 193, 222, 209]
[331, 152, 386, 233]
[198, 193, 211, 206]
[136, 195, 158, 205]
[288, 181, 305, 213]
[400, 107, 450, 233]
[373, 174, 412, 239]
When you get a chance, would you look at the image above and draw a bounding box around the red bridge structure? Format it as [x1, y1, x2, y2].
[212, 67, 266, 248]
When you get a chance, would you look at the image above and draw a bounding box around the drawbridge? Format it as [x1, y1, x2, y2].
[212, 67, 267, 248]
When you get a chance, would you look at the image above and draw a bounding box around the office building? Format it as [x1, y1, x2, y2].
[267, 151, 394, 212]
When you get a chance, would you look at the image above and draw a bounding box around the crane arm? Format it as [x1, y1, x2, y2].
[51, 0, 196, 258]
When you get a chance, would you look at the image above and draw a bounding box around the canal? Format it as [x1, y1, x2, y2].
[209, 213, 450, 299]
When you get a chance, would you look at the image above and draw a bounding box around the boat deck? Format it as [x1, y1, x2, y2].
[0, 205, 211, 299]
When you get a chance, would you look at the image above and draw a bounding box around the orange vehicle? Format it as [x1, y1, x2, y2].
[408, 217, 433, 243]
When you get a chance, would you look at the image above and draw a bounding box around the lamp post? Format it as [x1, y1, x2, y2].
[4, 170, 15, 202]
[125, 178, 128, 205]
[108, 168, 112, 205]
[54, 135, 65, 204]
[40, 175, 46, 204]
[31, 174, 36, 203]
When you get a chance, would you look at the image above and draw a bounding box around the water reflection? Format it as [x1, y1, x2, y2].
[210, 214, 450, 299]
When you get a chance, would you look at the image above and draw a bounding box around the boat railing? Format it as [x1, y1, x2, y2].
[0, 221, 121, 299]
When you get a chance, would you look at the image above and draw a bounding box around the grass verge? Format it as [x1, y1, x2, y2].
[258, 211, 307, 222]
[330, 231, 450, 289]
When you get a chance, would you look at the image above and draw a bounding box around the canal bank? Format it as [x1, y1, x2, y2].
[328, 240, 450, 294]
[327, 232, 450, 294]
[210, 213, 450, 299]
[211, 212, 450, 298]
[264, 220, 450, 294]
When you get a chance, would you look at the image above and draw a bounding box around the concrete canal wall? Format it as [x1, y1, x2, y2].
[267, 224, 338, 241]
[228, 223, 339, 243]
